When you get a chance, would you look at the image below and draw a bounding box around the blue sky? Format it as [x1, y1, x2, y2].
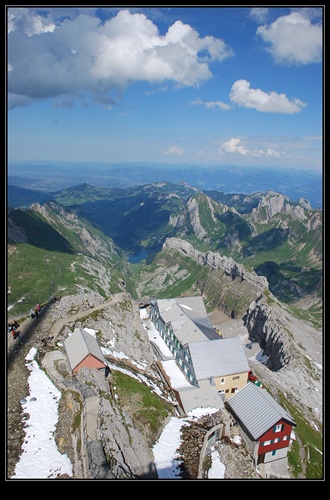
[7, 6, 323, 171]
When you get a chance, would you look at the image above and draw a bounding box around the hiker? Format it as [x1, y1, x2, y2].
[11, 327, 22, 340]
[8, 320, 19, 330]
[36, 303, 41, 314]
[30, 308, 35, 319]
[34, 307, 39, 318]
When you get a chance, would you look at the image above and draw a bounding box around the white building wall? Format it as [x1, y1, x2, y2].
[264, 446, 288, 463]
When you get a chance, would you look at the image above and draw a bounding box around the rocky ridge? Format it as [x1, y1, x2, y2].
[7, 288, 322, 480]
[163, 236, 268, 289]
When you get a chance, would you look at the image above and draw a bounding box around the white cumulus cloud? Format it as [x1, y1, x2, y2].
[229, 79, 306, 114]
[7, 8, 234, 110]
[256, 11, 322, 65]
[163, 146, 184, 156]
[218, 137, 282, 159]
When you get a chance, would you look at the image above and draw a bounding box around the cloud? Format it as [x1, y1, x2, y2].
[229, 79, 306, 114]
[249, 8, 269, 23]
[218, 137, 281, 158]
[7, 93, 33, 110]
[7, 7, 56, 36]
[219, 138, 249, 156]
[163, 146, 184, 156]
[256, 11, 322, 65]
[190, 97, 230, 110]
[7, 8, 234, 110]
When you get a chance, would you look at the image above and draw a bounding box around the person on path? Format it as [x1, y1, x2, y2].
[30, 308, 35, 319]
[10, 326, 22, 340]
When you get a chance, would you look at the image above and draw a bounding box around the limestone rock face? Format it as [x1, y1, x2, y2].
[77, 367, 157, 479]
[163, 237, 268, 290]
[299, 197, 312, 210]
[169, 212, 186, 229]
[186, 197, 208, 239]
[258, 191, 289, 219]
[243, 300, 292, 371]
[250, 191, 315, 223]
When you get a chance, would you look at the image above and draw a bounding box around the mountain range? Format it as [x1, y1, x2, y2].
[7, 181, 322, 330]
[8, 162, 323, 209]
[6, 179, 323, 479]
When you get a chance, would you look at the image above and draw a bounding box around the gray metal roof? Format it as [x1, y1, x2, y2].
[177, 379, 225, 414]
[157, 296, 208, 320]
[188, 337, 250, 380]
[174, 317, 211, 344]
[157, 297, 219, 345]
[64, 327, 106, 372]
[226, 381, 296, 440]
[193, 318, 220, 340]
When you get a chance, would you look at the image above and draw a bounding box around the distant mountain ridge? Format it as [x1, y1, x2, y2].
[8, 162, 323, 209]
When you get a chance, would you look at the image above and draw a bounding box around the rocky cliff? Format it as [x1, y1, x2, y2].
[163, 237, 268, 290]
[162, 237, 298, 373]
[243, 298, 292, 371]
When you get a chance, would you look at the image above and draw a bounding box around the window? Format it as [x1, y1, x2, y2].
[232, 376, 240, 380]
[274, 437, 281, 443]
[218, 389, 225, 394]
[262, 440, 271, 446]
[272, 450, 277, 456]
[220, 378, 225, 385]
[273, 424, 283, 433]
[231, 386, 239, 394]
